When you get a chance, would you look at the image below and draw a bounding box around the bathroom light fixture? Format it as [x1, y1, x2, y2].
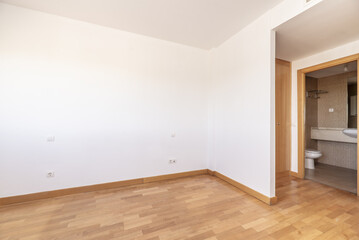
[344, 64, 349, 72]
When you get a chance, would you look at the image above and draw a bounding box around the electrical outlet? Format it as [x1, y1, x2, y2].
[169, 159, 177, 164]
[47, 136, 55, 142]
[47, 171, 55, 178]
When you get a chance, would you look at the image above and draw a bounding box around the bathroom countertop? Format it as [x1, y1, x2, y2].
[311, 127, 357, 143]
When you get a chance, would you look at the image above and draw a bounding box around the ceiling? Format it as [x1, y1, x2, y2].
[0, 0, 283, 50]
[306, 61, 357, 78]
[276, 0, 359, 61]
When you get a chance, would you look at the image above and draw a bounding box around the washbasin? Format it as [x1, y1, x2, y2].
[342, 128, 357, 138]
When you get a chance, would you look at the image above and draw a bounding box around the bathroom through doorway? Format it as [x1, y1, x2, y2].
[297, 54, 359, 195]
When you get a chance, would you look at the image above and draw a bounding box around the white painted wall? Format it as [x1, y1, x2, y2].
[208, 0, 324, 198]
[0, 0, 327, 199]
[209, 14, 274, 197]
[291, 39, 359, 173]
[0, 3, 209, 197]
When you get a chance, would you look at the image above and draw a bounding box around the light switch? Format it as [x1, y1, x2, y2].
[329, 108, 334, 112]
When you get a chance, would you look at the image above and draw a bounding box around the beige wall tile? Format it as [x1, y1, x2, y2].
[318, 141, 357, 170]
[317, 72, 356, 128]
[306, 72, 357, 170]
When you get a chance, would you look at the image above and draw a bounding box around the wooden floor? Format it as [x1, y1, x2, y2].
[305, 163, 357, 194]
[1, 174, 359, 240]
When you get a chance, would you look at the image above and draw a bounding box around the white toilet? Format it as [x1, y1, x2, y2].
[305, 149, 322, 169]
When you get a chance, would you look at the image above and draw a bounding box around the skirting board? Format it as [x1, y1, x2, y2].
[0, 169, 208, 206]
[290, 171, 302, 178]
[211, 171, 277, 205]
[0, 169, 277, 206]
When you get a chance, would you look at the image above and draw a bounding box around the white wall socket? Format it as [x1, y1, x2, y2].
[47, 136, 55, 142]
[169, 159, 177, 164]
[47, 171, 55, 178]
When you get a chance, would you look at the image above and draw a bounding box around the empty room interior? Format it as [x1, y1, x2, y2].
[1, 0, 359, 239]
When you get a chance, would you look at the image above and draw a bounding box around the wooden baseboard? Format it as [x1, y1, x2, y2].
[207, 169, 215, 176]
[143, 169, 208, 183]
[213, 171, 277, 205]
[290, 171, 301, 178]
[0, 169, 277, 206]
[0, 169, 208, 206]
[276, 170, 290, 178]
[270, 196, 278, 205]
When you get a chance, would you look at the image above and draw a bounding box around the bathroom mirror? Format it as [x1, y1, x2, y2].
[348, 76, 357, 128]
[350, 95, 357, 116]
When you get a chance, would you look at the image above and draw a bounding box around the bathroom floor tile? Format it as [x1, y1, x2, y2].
[305, 163, 357, 194]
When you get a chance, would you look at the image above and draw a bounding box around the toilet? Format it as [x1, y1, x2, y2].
[305, 149, 322, 169]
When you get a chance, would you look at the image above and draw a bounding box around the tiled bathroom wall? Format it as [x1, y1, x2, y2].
[318, 141, 357, 170]
[306, 71, 357, 170]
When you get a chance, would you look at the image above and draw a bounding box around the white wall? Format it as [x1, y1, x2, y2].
[291, 39, 359, 173]
[208, 0, 324, 197]
[0, 0, 327, 199]
[209, 14, 274, 197]
[0, 3, 209, 197]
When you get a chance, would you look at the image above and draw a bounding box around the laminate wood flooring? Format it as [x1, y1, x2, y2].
[1, 174, 359, 239]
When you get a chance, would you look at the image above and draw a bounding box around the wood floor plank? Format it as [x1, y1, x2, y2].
[1, 175, 359, 239]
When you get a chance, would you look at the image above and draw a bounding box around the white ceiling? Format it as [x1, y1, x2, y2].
[276, 0, 359, 61]
[306, 61, 357, 78]
[0, 0, 283, 50]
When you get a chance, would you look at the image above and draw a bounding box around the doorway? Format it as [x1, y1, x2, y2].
[297, 54, 359, 195]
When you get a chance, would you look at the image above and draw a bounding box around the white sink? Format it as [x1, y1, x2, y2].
[342, 128, 357, 138]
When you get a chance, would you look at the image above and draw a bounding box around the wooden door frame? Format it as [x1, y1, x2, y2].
[297, 53, 359, 195]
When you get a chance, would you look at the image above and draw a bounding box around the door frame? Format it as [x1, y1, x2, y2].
[297, 53, 359, 195]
